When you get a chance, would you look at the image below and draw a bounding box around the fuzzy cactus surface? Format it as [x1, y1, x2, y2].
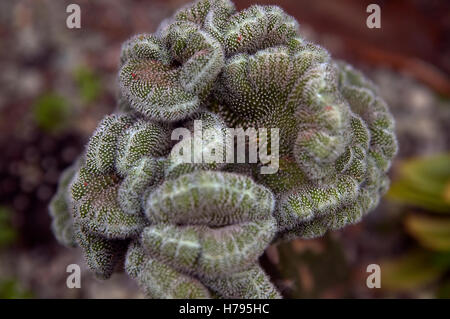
[49, 0, 397, 299]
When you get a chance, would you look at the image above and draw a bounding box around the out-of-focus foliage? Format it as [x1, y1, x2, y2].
[32, 93, 70, 133]
[0, 208, 27, 299]
[437, 280, 450, 298]
[405, 215, 450, 251]
[387, 153, 450, 212]
[381, 154, 450, 296]
[0, 207, 17, 249]
[73, 66, 102, 104]
[380, 250, 450, 292]
[0, 279, 33, 299]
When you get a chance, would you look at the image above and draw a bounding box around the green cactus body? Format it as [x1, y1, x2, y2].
[49, 0, 397, 298]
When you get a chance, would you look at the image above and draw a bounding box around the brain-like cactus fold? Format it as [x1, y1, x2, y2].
[49, 0, 397, 299]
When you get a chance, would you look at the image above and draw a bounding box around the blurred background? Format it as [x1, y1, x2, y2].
[0, 0, 449, 298]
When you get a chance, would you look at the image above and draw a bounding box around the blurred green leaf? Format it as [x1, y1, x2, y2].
[33, 93, 70, 133]
[405, 214, 450, 251]
[73, 66, 101, 104]
[436, 280, 450, 298]
[0, 279, 33, 299]
[387, 153, 450, 213]
[380, 250, 449, 292]
[0, 207, 17, 248]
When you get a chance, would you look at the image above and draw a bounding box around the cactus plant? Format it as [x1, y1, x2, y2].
[49, 0, 397, 299]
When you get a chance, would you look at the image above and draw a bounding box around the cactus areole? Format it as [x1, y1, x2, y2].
[49, 0, 397, 299]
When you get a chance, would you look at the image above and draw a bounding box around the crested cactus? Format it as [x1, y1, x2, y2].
[49, 0, 397, 299]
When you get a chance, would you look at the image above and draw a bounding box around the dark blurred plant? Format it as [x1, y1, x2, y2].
[32, 93, 70, 133]
[382, 154, 450, 297]
[0, 279, 33, 299]
[0, 207, 30, 299]
[0, 206, 17, 249]
[73, 66, 102, 104]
